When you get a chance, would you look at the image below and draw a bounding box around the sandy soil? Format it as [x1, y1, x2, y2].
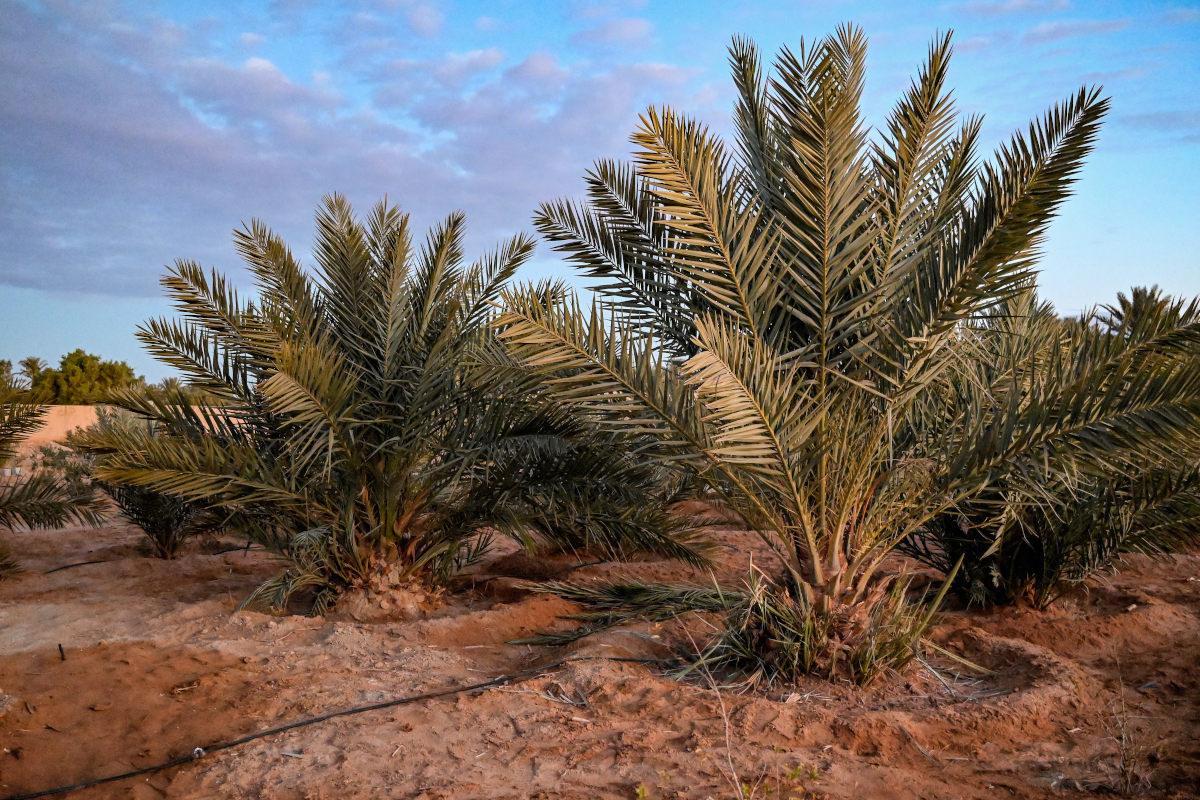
[1, 517, 1197, 800]
[12, 407, 98, 459]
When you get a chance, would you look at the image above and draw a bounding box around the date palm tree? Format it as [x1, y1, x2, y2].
[18, 357, 46, 384]
[1, 379, 105, 577]
[903, 286, 1200, 607]
[496, 28, 1198, 683]
[80, 195, 704, 612]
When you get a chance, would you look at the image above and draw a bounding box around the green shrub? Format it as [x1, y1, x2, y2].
[29, 442, 93, 496]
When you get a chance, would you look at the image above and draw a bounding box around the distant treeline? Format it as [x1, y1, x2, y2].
[0, 350, 198, 404]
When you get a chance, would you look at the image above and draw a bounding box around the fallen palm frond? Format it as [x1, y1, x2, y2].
[519, 579, 736, 645]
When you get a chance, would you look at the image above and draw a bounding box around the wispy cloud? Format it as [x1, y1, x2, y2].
[954, 0, 1070, 15]
[1023, 18, 1130, 43]
[1122, 109, 1200, 131]
[0, 3, 693, 297]
[1163, 7, 1200, 23]
[1080, 66, 1147, 83]
[570, 17, 654, 48]
[1, 0, 1196, 333]
[407, 3, 443, 37]
[955, 32, 1014, 52]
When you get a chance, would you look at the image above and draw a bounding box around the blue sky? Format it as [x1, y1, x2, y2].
[1, 0, 1197, 380]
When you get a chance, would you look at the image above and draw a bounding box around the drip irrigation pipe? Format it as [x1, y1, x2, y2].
[42, 561, 105, 575]
[1, 655, 664, 800]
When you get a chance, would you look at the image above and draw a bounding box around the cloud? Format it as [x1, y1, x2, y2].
[570, 17, 654, 48]
[953, 0, 1070, 14]
[1115, 110, 1200, 146]
[174, 55, 344, 137]
[1023, 19, 1130, 43]
[371, 48, 508, 107]
[269, 0, 317, 15]
[505, 52, 569, 90]
[1079, 66, 1147, 83]
[435, 48, 506, 83]
[1122, 110, 1200, 131]
[1164, 7, 1200, 23]
[0, 2, 698, 298]
[239, 32, 266, 49]
[407, 3, 443, 37]
[955, 32, 1013, 52]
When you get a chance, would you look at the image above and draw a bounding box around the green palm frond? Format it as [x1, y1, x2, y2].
[0, 471, 106, 530]
[1, 384, 106, 546]
[905, 284, 1200, 606]
[631, 106, 782, 339]
[0, 398, 46, 466]
[535, 161, 696, 358]
[499, 287, 710, 461]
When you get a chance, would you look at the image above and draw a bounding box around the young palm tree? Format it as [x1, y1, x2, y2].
[1, 379, 105, 577]
[496, 28, 1197, 683]
[81, 195, 704, 613]
[903, 286, 1200, 607]
[60, 408, 213, 559]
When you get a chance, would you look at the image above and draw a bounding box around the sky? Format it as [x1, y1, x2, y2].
[1, 0, 1197, 381]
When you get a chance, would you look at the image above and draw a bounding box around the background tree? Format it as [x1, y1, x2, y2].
[18, 357, 47, 384]
[31, 350, 143, 404]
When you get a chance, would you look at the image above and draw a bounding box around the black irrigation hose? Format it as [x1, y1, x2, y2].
[42, 561, 105, 575]
[1, 655, 665, 800]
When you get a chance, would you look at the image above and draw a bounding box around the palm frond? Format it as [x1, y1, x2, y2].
[0, 471, 106, 529]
